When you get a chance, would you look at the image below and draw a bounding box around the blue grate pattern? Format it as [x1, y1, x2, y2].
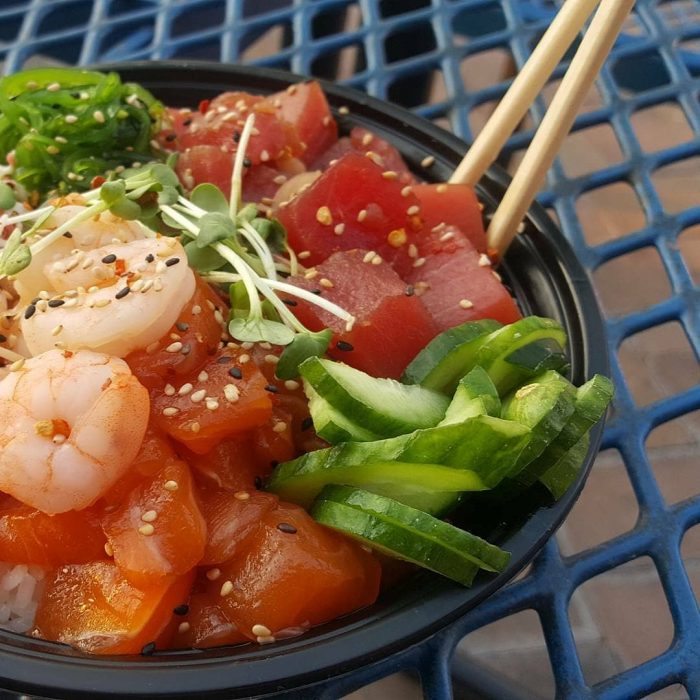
[2, 1, 700, 698]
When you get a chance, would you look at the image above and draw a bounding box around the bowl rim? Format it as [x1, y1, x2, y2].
[0, 60, 610, 699]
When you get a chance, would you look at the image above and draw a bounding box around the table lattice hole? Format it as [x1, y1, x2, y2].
[572, 557, 674, 686]
[621, 9, 649, 37]
[312, 3, 359, 39]
[460, 46, 515, 93]
[454, 609, 555, 698]
[558, 122, 625, 179]
[106, 0, 155, 18]
[557, 448, 638, 556]
[631, 101, 695, 153]
[677, 38, 700, 75]
[576, 181, 646, 245]
[467, 98, 499, 138]
[312, 42, 367, 81]
[680, 525, 700, 610]
[242, 0, 292, 19]
[452, 1, 508, 43]
[0, 7, 23, 43]
[617, 321, 700, 408]
[656, 0, 700, 29]
[593, 247, 672, 317]
[37, 1, 92, 37]
[240, 23, 293, 63]
[379, 0, 430, 19]
[384, 21, 437, 64]
[642, 684, 691, 699]
[432, 113, 452, 132]
[651, 155, 700, 214]
[170, 2, 226, 39]
[98, 18, 155, 58]
[20, 38, 82, 67]
[171, 38, 222, 62]
[647, 410, 700, 492]
[387, 67, 446, 109]
[611, 49, 672, 95]
[344, 670, 422, 699]
[677, 224, 700, 286]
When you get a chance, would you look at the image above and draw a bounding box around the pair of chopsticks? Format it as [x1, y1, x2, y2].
[449, 0, 636, 258]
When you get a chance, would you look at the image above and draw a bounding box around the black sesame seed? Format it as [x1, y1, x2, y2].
[70, 92, 80, 99]
[243, 157, 252, 168]
[264, 384, 279, 393]
[254, 476, 263, 489]
[217, 355, 233, 364]
[176, 321, 190, 332]
[165, 257, 180, 267]
[48, 299, 65, 308]
[62, 231, 73, 239]
[115, 286, 130, 300]
[141, 642, 156, 656]
[181, 343, 192, 355]
[145, 254, 155, 263]
[183, 118, 192, 126]
[24, 305, 36, 320]
[233, 131, 241, 143]
[310, 289, 321, 295]
[277, 522, 298, 534]
[281, 298, 298, 307]
[228, 367, 242, 379]
[301, 417, 313, 431]
[165, 133, 177, 142]
[173, 604, 189, 616]
[31, 297, 41, 305]
[336, 340, 354, 352]
[102, 254, 117, 264]
[270, 460, 279, 468]
[0, 335, 6, 343]
[405, 285, 415, 297]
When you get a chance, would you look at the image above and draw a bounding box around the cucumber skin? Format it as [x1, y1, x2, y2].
[401, 319, 503, 393]
[313, 486, 510, 581]
[307, 386, 380, 444]
[300, 357, 450, 438]
[266, 415, 530, 510]
[516, 374, 613, 487]
[439, 366, 501, 426]
[501, 370, 577, 480]
[539, 433, 590, 499]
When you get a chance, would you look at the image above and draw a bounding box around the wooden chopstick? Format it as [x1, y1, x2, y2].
[485, 0, 635, 258]
[449, 0, 601, 188]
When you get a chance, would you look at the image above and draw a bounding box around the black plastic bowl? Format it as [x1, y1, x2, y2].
[0, 61, 609, 699]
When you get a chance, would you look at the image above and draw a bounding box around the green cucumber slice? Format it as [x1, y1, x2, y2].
[266, 415, 530, 511]
[312, 486, 510, 585]
[517, 373, 614, 487]
[306, 386, 380, 444]
[474, 317, 568, 395]
[439, 366, 501, 426]
[300, 357, 450, 438]
[401, 319, 503, 393]
[504, 337, 569, 376]
[500, 370, 577, 479]
[539, 433, 590, 499]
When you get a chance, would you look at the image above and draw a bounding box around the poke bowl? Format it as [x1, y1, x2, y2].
[0, 61, 610, 699]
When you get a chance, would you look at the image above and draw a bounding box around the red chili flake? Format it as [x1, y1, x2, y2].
[90, 176, 106, 189]
[198, 99, 210, 115]
[115, 259, 126, 276]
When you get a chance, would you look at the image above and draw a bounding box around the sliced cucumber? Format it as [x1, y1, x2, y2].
[474, 317, 568, 395]
[266, 415, 529, 511]
[517, 373, 614, 487]
[300, 357, 450, 438]
[539, 433, 590, 499]
[439, 366, 501, 426]
[306, 386, 380, 444]
[500, 370, 577, 480]
[401, 319, 503, 393]
[312, 486, 510, 585]
[504, 337, 569, 377]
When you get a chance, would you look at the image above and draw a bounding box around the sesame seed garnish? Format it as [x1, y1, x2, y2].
[264, 353, 280, 364]
[141, 510, 158, 523]
[190, 421, 201, 433]
[198, 370, 209, 382]
[257, 635, 276, 645]
[517, 221, 526, 234]
[164, 384, 176, 396]
[138, 524, 155, 536]
[206, 568, 221, 581]
[162, 407, 179, 417]
[260, 149, 270, 162]
[220, 580, 234, 597]
[252, 624, 272, 637]
[164, 480, 179, 491]
[46, 145, 60, 155]
[166, 341, 183, 353]
[178, 622, 191, 634]
[439, 230, 454, 242]
[115, 286, 130, 300]
[298, 251, 311, 260]
[234, 491, 250, 501]
[492, 270, 503, 282]
[65, 114, 78, 124]
[224, 384, 240, 403]
[11, 358, 26, 372]
[265, 384, 278, 393]
[104, 542, 114, 557]
[165, 257, 180, 267]
[478, 253, 491, 267]
[362, 251, 376, 264]
[284, 380, 300, 391]
[141, 642, 156, 656]
[316, 206, 332, 226]
[191, 304, 202, 315]
[357, 209, 367, 223]
[401, 186, 413, 197]
[407, 244, 418, 258]
[228, 366, 243, 379]
[382, 170, 398, 180]
[336, 340, 354, 352]
[47, 82, 61, 92]
[319, 278, 334, 289]
[459, 299, 474, 309]
[338, 106, 350, 115]
[421, 155, 435, 168]
[239, 353, 250, 364]
[173, 604, 189, 616]
[272, 421, 287, 433]
[407, 205, 420, 216]
[51, 324, 63, 337]
[436, 183, 448, 193]
[93, 110, 106, 124]
[131, 279, 145, 293]
[413, 257, 426, 268]
[178, 383, 193, 396]
[371, 254, 383, 265]
[205, 398, 220, 411]
[181, 343, 191, 355]
[277, 522, 298, 534]
[190, 389, 206, 403]
[273, 174, 287, 185]
[24, 305, 36, 320]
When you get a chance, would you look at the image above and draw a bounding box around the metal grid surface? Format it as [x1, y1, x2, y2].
[2, 1, 700, 698]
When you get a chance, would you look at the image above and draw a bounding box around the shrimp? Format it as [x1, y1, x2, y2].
[0, 349, 149, 514]
[14, 201, 148, 304]
[20, 237, 196, 358]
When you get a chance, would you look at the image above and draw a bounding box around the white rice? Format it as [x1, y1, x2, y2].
[0, 562, 45, 634]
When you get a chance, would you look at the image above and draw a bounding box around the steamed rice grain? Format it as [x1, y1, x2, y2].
[0, 562, 45, 633]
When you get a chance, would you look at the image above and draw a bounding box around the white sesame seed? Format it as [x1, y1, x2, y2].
[205, 398, 220, 411]
[272, 421, 287, 434]
[407, 244, 418, 258]
[338, 106, 349, 115]
[138, 524, 155, 536]
[206, 568, 221, 581]
[198, 370, 209, 382]
[224, 384, 240, 403]
[190, 389, 206, 403]
[407, 205, 420, 216]
[260, 149, 270, 162]
[166, 341, 183, 353]
[234, 491, 250, 501]
[51, 324, 63, 337]
[319, 278, 334, 289]
[239, 353, 250, 364]
[413, 257, 426, 268]
[401, 186, 412, 197]
[298, 251, 311, 260]
[9, 358, 25, 372]
[316, 206, 332, 226]
[190, 421, 201, 433]
[252, 624, 272, 637]
[220, 580, 234, 597]
[357, 209, 367, 223]
[459, 299, 474, 309]
[382, 170, 398, 180]
[478, 253, 491, 267]
[46, 145, 60, 155]
[371, 254, 383, 265]
[257, 635, 276, 645]
[164, 480, 179, 491]
[162, 407, 179, 417]
[284, 380, 300, 391]
[192, 304, 202, 315]
[93, 110, 106, 124]
[421, 155, 435, 168]
[47, 82, 61, 92]
[178, 383, 193, 396]
[141, 510, 158, 523]
[178, 622, 191, 634]
[334, 223, 345, 235]
[164, 384, 176, 396]
[104, 542, 114, 557]
[362, 251, 376, 264]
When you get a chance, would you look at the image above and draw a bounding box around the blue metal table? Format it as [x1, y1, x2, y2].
[1, 1, 700, 698]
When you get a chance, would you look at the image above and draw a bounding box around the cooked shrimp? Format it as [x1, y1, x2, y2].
[14, 201, 147, 304]
[0, 349, 149, 514]
[21, 237, 196, 358]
